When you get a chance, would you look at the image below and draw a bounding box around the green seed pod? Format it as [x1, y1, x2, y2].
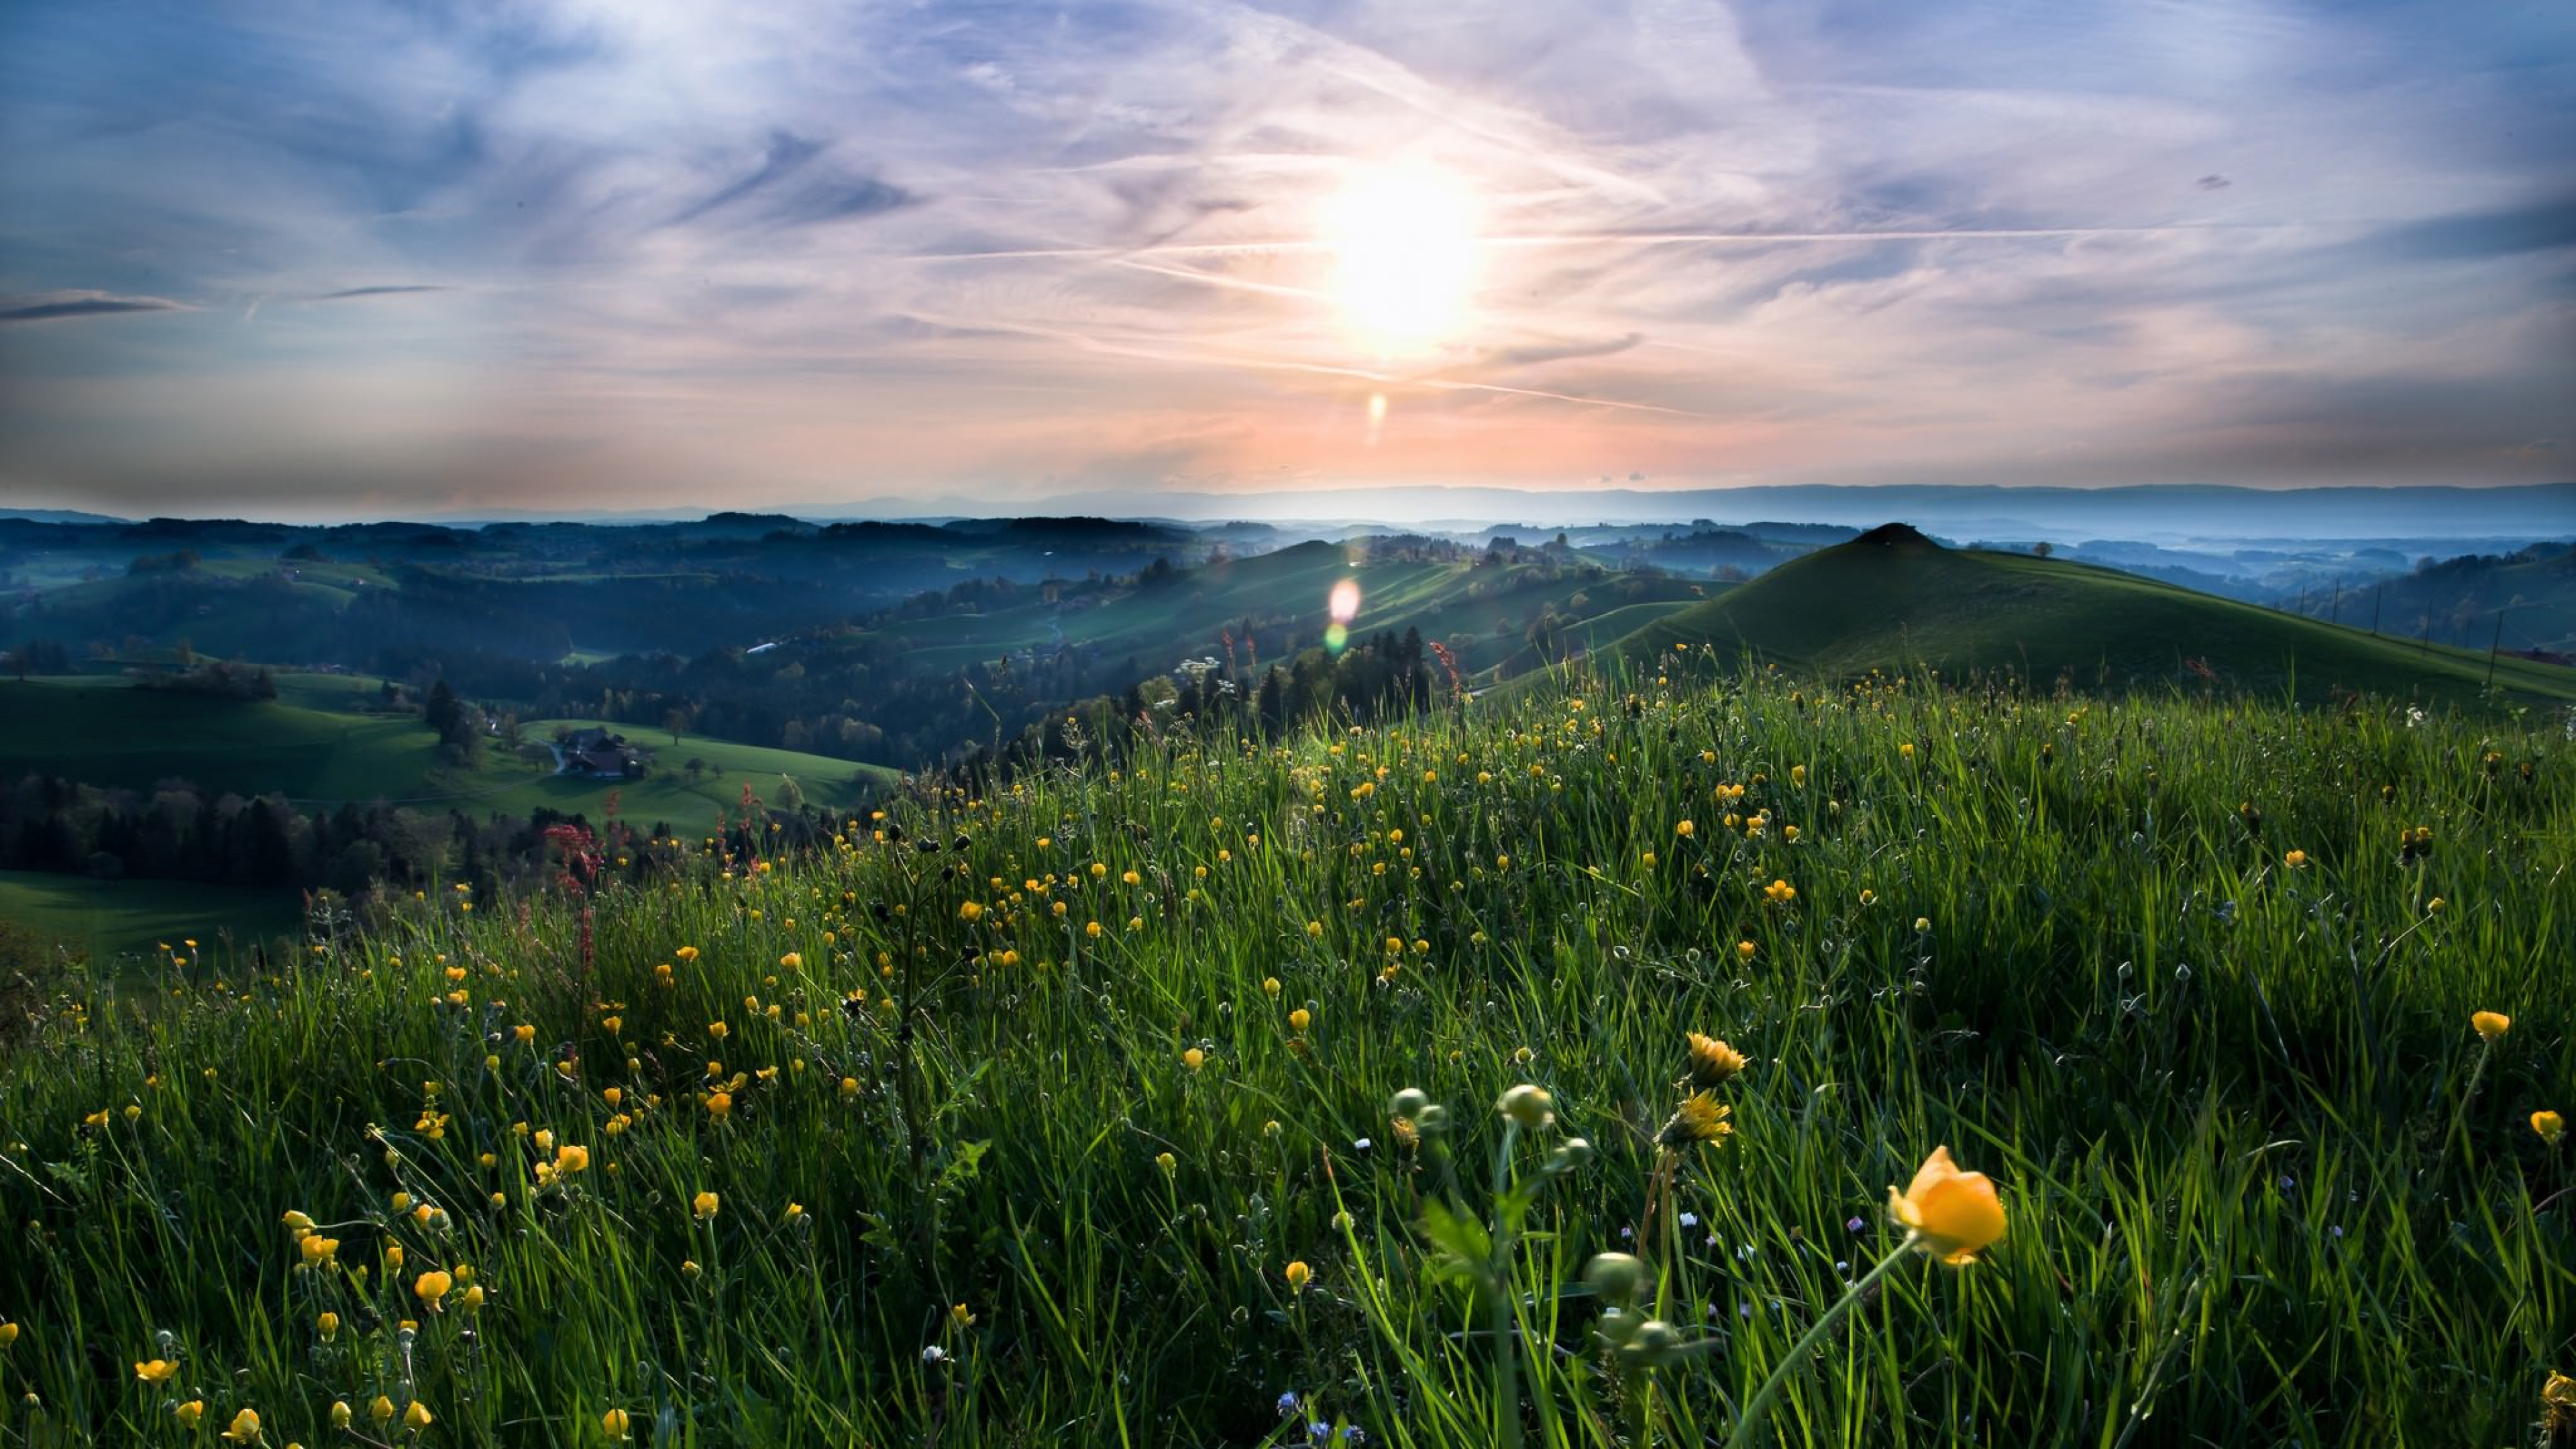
[1498, 1085, 1555, 1129]
[1584, 1251, 1645, 1304]
[1389, 1087, 1431, 1121]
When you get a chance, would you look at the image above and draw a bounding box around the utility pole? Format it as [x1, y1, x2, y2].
[2329, 580, 2341, 625]
[2485, 608, 2506, 690]
[2370, 585, 2383, 637]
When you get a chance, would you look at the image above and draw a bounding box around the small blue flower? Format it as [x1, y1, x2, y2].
[1845, 1216, 1867, 1234]
[1277, 1392, 1301, 1419]
[1677, 1212, 1699, 1228]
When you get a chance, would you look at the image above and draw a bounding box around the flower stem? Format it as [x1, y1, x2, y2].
[1720, 1232, 1917, 1449]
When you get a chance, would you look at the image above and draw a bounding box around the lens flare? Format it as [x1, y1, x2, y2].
[1324, 624, 1350, 653]
[1328, 578, 1362, 624]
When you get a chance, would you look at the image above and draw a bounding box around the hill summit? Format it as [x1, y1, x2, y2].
[1849, 521, 1941, 551]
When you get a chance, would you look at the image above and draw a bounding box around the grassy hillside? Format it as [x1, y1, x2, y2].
[1605, 525, 2576, 708]
[1, 665, 2565, 1446]
[0, 869, 304, 966]
[891, 539, 1698, 680]
[0, 678, 896, 818]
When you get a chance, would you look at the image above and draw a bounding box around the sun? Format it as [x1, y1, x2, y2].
[1320, 162, 1482, 358]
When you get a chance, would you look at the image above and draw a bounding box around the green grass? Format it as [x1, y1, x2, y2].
[891, 541, 1688, 677]
[0, 869, 303, 966]
[0, 664, 2567, 1446]
[0, 680, 894, 824]
[1602, 526, 2576, 709]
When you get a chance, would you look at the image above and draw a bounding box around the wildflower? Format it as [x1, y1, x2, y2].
[707, 1092, 733, 1119]
[2536, 1111, 2565, 1147]
[676, 946, 700, 962]
[83, 1109, 109, 1128]
[0, 1323, 15, 1347]
[1289, 1008, 1311, 1033]
[556, 1144, 590, 1173]
[515, 1024, 535, 1043]
[708, 1020, 728, 1040]
[414, 1270, 453, 1309]
[603, 1407, 632, 1440]
[1685, 1032, 1748, 1087]
[694, 1191, 720, 1220]
[223, 1407, 262, 1442]
[331, 1402, 353, 1430]
[1888, 1146, 2006, 1265]
[1284, 1261, 1312, 1292]
[300, 1235, 339, 1267]
[460, 1283, 484, 1311]
[2284, 849, 2308, 869]
[1156, 1150, 1177, 1175]
[1183, 1048, 1206, 1073]
[840, 1076, 860, 1099]
[2473, 1011, 2511, 1041]
[317, 1311, 338, 1340]
[2546, 1373, 2576, 1439]
[1735, 940, 1756, 963]
[1263, 977, 1282, 998]
[951, 1302, 975, 1328]
[177, 1401, 205, 1429]
[370, 1396, 396, 1425]
[1658, 1092, 1732, 1148]
[1675, 819, 1695, 839]
[1764, 879, 1796, 905]
[405, 1400, 433, 1432]
[958, 900, 983, 922]
[136, 1358, 176, 1383]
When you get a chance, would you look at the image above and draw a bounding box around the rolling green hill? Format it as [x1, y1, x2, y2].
[0, 869, 302, 965]
[890, 537, 1699, 681]
[1600, 524, 2576, 707]
[0, 676, 898, 819]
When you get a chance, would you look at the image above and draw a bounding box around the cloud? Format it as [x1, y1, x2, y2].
[0, 292, 189, 324]
[1, 0, 2571, 513]
[313, 285, 449, 301]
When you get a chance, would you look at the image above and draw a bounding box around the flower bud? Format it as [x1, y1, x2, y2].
[1584, 1251, 1646, 1304]
[1389, 1088, 1430, 1121]
[1497, 1085, 1554, 1130]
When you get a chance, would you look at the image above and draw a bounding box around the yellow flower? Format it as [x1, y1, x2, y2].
[136, 1358, 176, 1383]
[2283, 849, 2308, 869]
[515, 1024, 536, 1043]
[83, 1109, 109, 1128]
[300, 1235, 339, 1266]
[1155, 1150, 1177, 1175]
[1288, 1008, 1311, 1033]
[1674, 819, 1695, 839]
[708, 1020, 728, 1040]
[950, 1302, 975, 1328]
[2473, 1010, 2511, 1041]
[405, 1400, 433, 1432]
[223, 1406, 262, 1442]
[0, 1322, 17, 1347]
[1764, 878, 1796, 905]
[958, 900, 983, 922]
[1684, 1032, 1748, 1088]
[413, 1269, 453, 1309]
[316, 1311, 339, 1341]
[1283, 1260, 1312, 1292]
[706, 1092, 733, 1118]
[2546, 1373, 2576, 1438]
[1182, 1048, 1206, 1073]
[1658, 1091, 1732, 1148]
[370, 1396, 395, 1425]
[330, 1401, 353, 1430]
[2534, 1110, 2565, 1146]
[460, 1283, 485, 1311]
[176, 1400, 205, 1429]
[556, 1144, 590, 1173]
[676, 945, 700, 962]
[1888, 1146, 2006, 1265]
[694, 1191, 720, 1220]
[1263, 977, 1281, 998]
[603, 1407, 632, 1440]
[1735, 940, 1756, 962]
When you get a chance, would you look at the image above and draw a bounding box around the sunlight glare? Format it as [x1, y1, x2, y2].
[1322, 164, 1481, 357]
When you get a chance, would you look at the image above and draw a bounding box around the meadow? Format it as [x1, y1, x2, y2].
[0, 659, 2567, 1446]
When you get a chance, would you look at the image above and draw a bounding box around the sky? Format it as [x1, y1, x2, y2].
[1, 0, 2571, 521]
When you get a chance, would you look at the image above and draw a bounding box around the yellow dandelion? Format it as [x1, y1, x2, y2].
[694, 1191, 719, 1220]
[2473, 1010, 2511, 1041]
[1658, 1091, 1732, 1148]
[1685, 1032, 1748, 1088]
[1182, 1048, 1205, 1073]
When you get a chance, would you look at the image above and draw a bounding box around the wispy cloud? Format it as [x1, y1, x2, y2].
[0, 291, 189, 324]
[1, 0, 2570, 516]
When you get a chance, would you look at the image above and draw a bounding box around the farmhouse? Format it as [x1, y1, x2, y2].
[559, 727, 647, 779]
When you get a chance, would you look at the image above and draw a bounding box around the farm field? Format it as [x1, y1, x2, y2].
[0, 678, 896, 821]
[0, 869, 303, 966]
[0, 663, 2565, 1446]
